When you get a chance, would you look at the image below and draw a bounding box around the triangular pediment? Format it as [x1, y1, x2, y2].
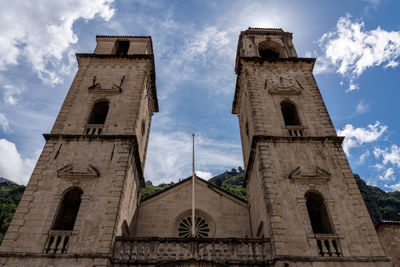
[268, 86, 302, 95]
[288, 166, 331, 182]
[57, 164, 100, 178]
[140, 175, 247, 206]
[88, 83, 122, 93]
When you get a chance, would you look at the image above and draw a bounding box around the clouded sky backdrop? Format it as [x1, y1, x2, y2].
[1, 0, 400, 191]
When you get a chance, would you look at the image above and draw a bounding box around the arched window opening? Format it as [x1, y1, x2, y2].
[305, 192, 334, 234]
[52, 187, 83, 231]
[116, 40, 130, 56]
[88, 101, 109, 125]
[258, 41, 281, 59]
[259, 48, 280, 59]
[281, 102, 301, 126]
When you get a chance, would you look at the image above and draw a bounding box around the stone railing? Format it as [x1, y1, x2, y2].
[314, 234, 342, 257]
[85, 124, 103, 135]
[112, 237, 271, 265]
[44, 230, 72, 254]
[286, 126, 304, 137]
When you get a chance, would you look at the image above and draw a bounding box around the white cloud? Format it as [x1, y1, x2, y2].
[374, 144, 400, 168]
[0, 139, 37, 185]
[378, 167, 395, 181]
[0, 0, 115, 84]
[337, 121, 387, 156]
[195, 171, 213, 180]
[359, 150, 370, 164]
[356, 101, 369, 114]
[144, 131, 242, 184]
[1, 84, 24, 105]
[385, 182, 400, 191]
[0, 113, 11, 133]
[317, 15, 400, 91]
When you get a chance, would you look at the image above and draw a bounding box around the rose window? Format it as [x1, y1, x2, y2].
[177, 216, 210, 238]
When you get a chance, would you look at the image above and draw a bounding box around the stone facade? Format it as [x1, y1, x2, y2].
[135, 177, 251, 238]
[377, 221, 400, 267]
[0, 29, 398, 267]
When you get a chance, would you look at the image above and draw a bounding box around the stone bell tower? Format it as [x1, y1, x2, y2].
[233, 28, 390, 266]
[0, 36, 158, 266]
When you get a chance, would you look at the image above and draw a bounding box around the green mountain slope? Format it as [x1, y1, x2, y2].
[0, 181, 25, 242]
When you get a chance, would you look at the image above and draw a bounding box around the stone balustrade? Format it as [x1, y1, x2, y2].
[315, 234, 342, 257]
[112, 237, 271, 265]
[286, 126, 304, 137]
[44, 230, 71, 254]
[85, 124, 103, 135]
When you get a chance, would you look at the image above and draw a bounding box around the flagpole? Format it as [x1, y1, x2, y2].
[192, 133, 195, 237]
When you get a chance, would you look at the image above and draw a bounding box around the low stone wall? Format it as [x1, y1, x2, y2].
[112, 237, 271, 266]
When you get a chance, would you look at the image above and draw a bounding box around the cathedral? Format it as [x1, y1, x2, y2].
[0, 28, 399, 266]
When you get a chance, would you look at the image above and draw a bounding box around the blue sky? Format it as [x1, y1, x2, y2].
[0, 0, 400, 191]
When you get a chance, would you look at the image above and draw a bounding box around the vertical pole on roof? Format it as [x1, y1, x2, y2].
[192, 133, 196, 237]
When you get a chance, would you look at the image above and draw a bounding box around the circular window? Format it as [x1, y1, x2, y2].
[178, 216, 210, 238]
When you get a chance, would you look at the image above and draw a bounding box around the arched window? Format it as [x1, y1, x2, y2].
[281, 101, 301, 126]
[115, 40, 130, 56]
[259, 48, 280, 59]
[53, 187, 83, 231]
[258, 41, 281, 59]
[305, 191, 334, 234]
[88, 101, 109, 124]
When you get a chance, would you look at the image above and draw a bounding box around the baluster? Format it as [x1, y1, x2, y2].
[324, 239, 332, 256]
[113, 240, 121, 260]
[121, 241, 128, 261]
[231, 242, 237, 261]
[332, 239, 341, 256]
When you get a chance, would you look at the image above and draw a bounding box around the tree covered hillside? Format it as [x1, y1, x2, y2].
[0, 179, 25, 242]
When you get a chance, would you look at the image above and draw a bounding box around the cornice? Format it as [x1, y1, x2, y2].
[243, 135, 344, 187]
[43, 134, 145, 187]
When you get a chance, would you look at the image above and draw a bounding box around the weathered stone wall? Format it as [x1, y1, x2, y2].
[135, 178, 251, 238]
[377, 223, 400, 267]
[50, 57, 154, 166]
[0, 138, 137, 255]
[0, 256, 110, 267]
[246, 158, 270, 238]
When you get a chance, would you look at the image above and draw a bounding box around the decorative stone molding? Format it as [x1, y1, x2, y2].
[288, 166, 331, 182]
[266, 73, 302, 95]
[57, 164, 100, 179]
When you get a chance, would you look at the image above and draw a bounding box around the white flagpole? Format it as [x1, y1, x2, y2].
[192, 133, 195, 237]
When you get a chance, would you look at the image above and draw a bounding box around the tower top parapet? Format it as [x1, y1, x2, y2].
[94, 35, 153, 56]
[235, 28, 297, 73]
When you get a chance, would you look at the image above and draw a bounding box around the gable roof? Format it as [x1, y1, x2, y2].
[140, 175, 247, 204]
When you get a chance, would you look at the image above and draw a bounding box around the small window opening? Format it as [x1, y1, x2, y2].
[259, 48, 280, 59]
[116, 40, 130, 56]
[281, 102, 301, 126]
[88, 101, 109, 124]
[305, 192, 334, 234]
[141, 120, 146, 136]
[53, 187, 83, 231]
